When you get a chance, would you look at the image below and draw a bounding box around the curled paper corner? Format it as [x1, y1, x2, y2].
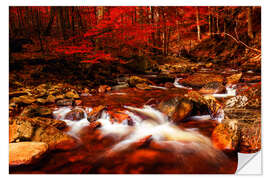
[236, 151, 262, 175]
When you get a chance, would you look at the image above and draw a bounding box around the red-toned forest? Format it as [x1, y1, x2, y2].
[9, 6, 261, 174]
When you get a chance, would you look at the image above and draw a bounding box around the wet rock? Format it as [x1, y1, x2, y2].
[9, 117, 76, 150]
[212, 110, 261, 153]
[128, 76, 152, 87]
[55, 94, 65, 100]
[226, 73, 242, 85]
[31, 117, 67, 130]
[20, 104, 52, 118]
[87, 105, 106, 122]
[205, 62, 213, 68]
[213, 83, 261, 153]
[180, 73, 224, 88]
[47, 95, 56, 103]
[158, 98, 179, 118]
[98, 85, 111, 93]
[9, 142, 48, 166]
[9, 118, 33, 142]
[36, 98, 47, 105]
[56, 99, 73, 106]
[64, 108, 85, 121]
[186, 91, 223, 119]
[109, 110, 131, 123]
[89, 121, 101, 129]
[65, 90, 80, 99]
[212, 122, 239, 151]
[135, 83, 152, 90]
[172, 99, 193, 123]
[199, 82, 226, 94]
[158, 98, 193, 123]
[11, 95, 36, 105]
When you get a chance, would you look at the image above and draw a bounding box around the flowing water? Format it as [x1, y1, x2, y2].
[10, 81, 239, 174]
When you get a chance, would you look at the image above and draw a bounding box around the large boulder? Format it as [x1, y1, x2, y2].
[180, 73, 224, 88]
[212, 84, 261, 153]
[9, 117, 75, 150]
[20, 104, 52, 118]
[157, 97, 193, 123]
[9, 142, 48, 166]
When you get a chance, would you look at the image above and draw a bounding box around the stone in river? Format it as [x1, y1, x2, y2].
[87, 105, 106, 122]
[226, 73, 242, 85]
[172, 99, 193, 123]
[158, 97, 193, 123]
[65, 108, 85, 121]
[180, 73, 224, 88]
[128, 76, 152, 87]
[56, 99, 73, 106]
[9, 142, 48, 166]
[9, 117, 76, 150]
[98, 85, 111, 93]
[65, 90, 80, 99]
[199, 81, 226, 94]
[20, 104, 52, 118]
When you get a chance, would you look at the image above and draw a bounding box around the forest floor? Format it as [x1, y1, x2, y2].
[9, 37, 261, 174]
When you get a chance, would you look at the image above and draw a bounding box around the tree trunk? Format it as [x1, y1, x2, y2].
[44, 7, 56, 36]
[195, 7, 201, 41]
[247, 7, 254, 39]
[208, 7, 212, 37]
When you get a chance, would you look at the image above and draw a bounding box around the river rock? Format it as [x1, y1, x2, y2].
[65, 108, 85, 121]
[9, 142, 48, 166]
[136, 83, 152, 90]
[157, 98, 179, 118]
[87, 105, 106, 122]
[36, 98, 47, 104]
[31, 117, 67, 130]
[11, 95, 36, 105]
[172, 99, 193, 123]
[65, 90, 80, 99]
[226, 73, 242, 85]
[9, 117, 76, 150]
[128, 76, 152, 87]
[212, 122, 239, 151]
[56, 99, 73, 106]
[20, 104, 52, 118]
[199, 82, 226, 94]
[47, 95, 56, 103]
[180, 73, 224, 88]
[212, 84, 261, 153]
[158, 97, 193, 123]
[205, 62, 213, 68]
[98, 85, 111, 93]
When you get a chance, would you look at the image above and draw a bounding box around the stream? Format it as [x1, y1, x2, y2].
[10, 67, 260, 174]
